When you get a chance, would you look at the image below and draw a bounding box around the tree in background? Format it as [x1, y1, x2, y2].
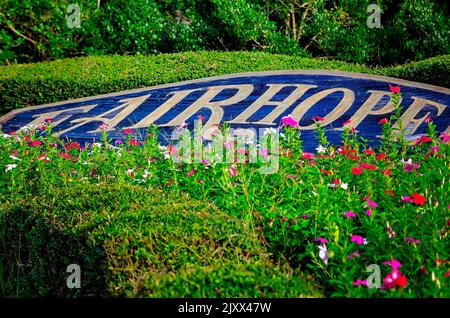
[0, 0, 449, 66]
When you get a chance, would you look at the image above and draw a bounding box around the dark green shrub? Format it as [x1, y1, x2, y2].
[0, 183, 321, 297]
[0, 52, 448, 116]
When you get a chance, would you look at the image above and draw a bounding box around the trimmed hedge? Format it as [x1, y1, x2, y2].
[0, 51, 449, 116]
[0, 183, 321, 297]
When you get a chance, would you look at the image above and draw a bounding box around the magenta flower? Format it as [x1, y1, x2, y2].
[365, 209, 372, 217]
[352, 279, 368, 286]
[402, 195, 413, 203]
[406, 237, 420, 244]
[261, 148, 269, 160]
[367, 198, 379, 208]
[285, 174, 296, 180]
[281, 115, 298, 127]
[301, 214, 308, 219]
[383, 259, 402, 271]
[201, 159, 208, 165]
[345, 211, 357, 218]
[350, 234, 365, 245]
[229, 166, 237, 177]
[314, 237, 328, 244]
[347, 251, 361, 260]
[186, 168, 197, 177]
[441, 132, 449, 143]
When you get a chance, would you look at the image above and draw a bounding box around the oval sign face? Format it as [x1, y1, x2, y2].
[1, 70, 449, 151]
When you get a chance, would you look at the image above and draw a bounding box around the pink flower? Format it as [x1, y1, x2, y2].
[301, 214, 308, 219]
[281, 115, 298, 127]
[440, 132, 449, 143]
[347, 251, 361, 260]
[129, 139, 140, 147]
[383, 270, 407, 289]
[350, 234, 365, 245]
[201, 159, 208, 165]
[406, 237, 420, 244]
[98, 123, 109, 131]
[352, 279, 368, 286]
[261, 148, 269, 160]
[115, 140, 123, 145]
[122, 128, 134, 135]
[365, 209, 372, 216]
[389, 84, 401, 94]
[314, 237, 328, 244]
[285, 174, 296, 180]
[28, 140, 42, 147]
[229, 166, 237, 177]
[383, 259, 402, 271]
[186, 168, 197, 177]
[301, 152, 315, 160]
[401, 195, 412, 203]
[424, 116, 432, 123]
[345, 211, 357, 218]
[367, 198, 378, 208]
[378, 118, 389, 125]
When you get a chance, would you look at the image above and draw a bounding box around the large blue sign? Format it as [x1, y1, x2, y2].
[0, 70, 449, 151]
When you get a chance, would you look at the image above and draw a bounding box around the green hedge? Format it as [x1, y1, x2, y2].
[0, 183, 321, 297]
[0, 51, 449, 115]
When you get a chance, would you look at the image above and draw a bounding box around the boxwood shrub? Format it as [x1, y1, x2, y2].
[0, 183, 321, 297]
[0, 51, 448, 116]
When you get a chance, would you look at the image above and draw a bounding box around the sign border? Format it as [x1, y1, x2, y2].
[1, 69, 449, 127]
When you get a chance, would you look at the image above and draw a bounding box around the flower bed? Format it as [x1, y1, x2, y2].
[0, 89, 449, 297]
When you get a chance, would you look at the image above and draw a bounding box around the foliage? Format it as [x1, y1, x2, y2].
[1, 0, 449, 65]
[0, 51, 449, 116]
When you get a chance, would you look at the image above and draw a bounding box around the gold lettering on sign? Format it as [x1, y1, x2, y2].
[394, 97, 446, 135]
[336, 90, 398, 130]
[54, 95, 150, 136]
[129, 89, 199, 129]
[18, 105, 97, 132]
[229, 84, 316, 125]
[291, 88, 355, 129]
[161, 85, 254, 130]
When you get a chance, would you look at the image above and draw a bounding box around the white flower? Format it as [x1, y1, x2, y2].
[143, 169, 150, 179]
[318, 244, 329, 264]
[164, 153, 170, 159]
[92, 143, 102, 148]
[264, 127, 278, 136]
[9, 155, 22, 161]
[340, 182, 348, 190]
[363, 239, 369, 245]
[2, 134, 11, 138]
[327, 183, 337, 188]
[125, 169, 134, 176]
[5, 164, 17, 172]
[316, 144, 327, 154]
